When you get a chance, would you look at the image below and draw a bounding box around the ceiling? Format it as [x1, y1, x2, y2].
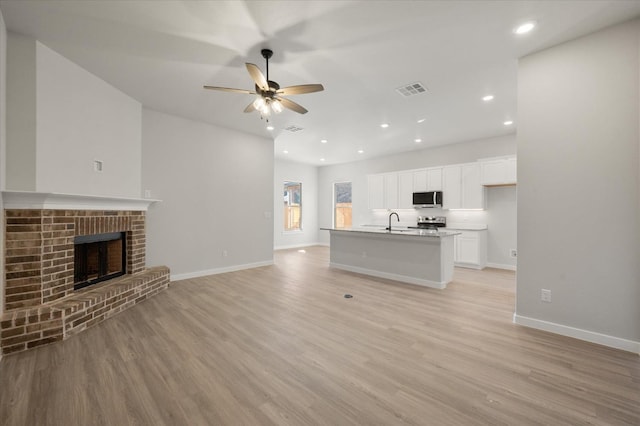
[1, 1, 639, 166]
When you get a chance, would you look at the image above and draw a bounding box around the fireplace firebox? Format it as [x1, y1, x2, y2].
[74, 232, 126, 290]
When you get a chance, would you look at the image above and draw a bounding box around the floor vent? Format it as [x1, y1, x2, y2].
[396, 82, 427, 97]
[284, 125, 304, 132]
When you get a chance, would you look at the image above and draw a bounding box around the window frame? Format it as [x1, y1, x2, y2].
[283, 181, 303, 232]
[333, 181, 353, 229]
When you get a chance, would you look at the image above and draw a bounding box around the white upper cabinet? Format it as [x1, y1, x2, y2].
[384, 173, 398, 209]
[398, 171, 414, 209]
[367, 174, 385, 209]
[413, 167, 442, 192]
[442, 165, 462, 209]
[461, 163, 484, 209]
[413, 170, 428, 192]
[443, 163, 484, 210]
[368, 172, 400, 209]
[426, 168, 442, 191]
[479, 156, 517, 186]
[368, 159, 495, 211]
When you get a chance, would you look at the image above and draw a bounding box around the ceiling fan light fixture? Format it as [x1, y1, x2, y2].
[253, 97, 266, 110]
[272, 99, 283, 113]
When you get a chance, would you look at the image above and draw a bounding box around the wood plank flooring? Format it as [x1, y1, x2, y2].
[1, 246, 638, 425]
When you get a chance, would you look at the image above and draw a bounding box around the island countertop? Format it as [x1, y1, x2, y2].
[320, 227, 459, 238]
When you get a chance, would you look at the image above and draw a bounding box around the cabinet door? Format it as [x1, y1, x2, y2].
[426, 168, 442, 191]
[480, 157, 517, 185]
[397, 171, 414, 209]
[461, 163, 484, 209]
[458, 235, 480, 264]
[442, 166, 462, 209]
[413, 170, 428, 192]
[384, 173, 399, 209]
[367, 174, 384, 209]
[480, 160, 505, 185]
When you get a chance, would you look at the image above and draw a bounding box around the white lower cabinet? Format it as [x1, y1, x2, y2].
[449, 229, 487, 269]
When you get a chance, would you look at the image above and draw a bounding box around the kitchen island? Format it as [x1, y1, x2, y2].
[321, 227, 459, 289]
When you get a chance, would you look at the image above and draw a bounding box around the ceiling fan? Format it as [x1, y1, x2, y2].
[204, 49, 324, 118]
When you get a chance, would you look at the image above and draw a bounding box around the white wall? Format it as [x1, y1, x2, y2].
[274, 159, 319, 249]
[142, 108, 274, 279]
[35, 42, 141, 197]
[5, 35, 142, 198]
[6, 33, 36, 190]
[485, 186, 517, 270]
[317, 135, 517, 257]
[516, 20, 640, 351]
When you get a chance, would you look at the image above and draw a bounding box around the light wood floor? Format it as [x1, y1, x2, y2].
[1, 246, 638, 425]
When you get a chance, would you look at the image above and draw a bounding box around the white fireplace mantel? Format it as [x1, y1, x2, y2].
[2, 191, 161, 211]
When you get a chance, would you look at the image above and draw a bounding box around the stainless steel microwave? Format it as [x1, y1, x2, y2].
[412, 191, 443, 207]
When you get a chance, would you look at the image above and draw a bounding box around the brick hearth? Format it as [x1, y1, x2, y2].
[2, 208, 170, 355]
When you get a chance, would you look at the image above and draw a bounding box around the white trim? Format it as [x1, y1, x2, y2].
[330, 262, 447, 289]
[170, 260, 274, 281]
[454, 262, 484, 270]
[486, 262, 517, 271]
[1, 190, 160, 211]
[274, 242, 321, 251]
[513, 314, 640, 354]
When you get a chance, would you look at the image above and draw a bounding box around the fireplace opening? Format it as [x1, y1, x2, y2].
[74, 232, 126, 291]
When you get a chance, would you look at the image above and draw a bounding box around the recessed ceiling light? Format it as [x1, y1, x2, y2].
[417, 118, 426, 123]
[283, 150, 289, 154]
[380, 123, 389, 128]
[414, 138, 422, 143]
[320, 158, 325, 162]
[357, 149, 364, 154]
[482, 95, 494, 102]
[320, 139, 328, 144]
[514, 21, 536, 35]
[266, 125, 274, 131]
[503, 120, 514, 126]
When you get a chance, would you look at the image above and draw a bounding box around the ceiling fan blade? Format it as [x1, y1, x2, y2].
[245, 63, 269, 92]
[243, 102, 256, 113]
[276, 84, 324, 96]
[203, 85, 255, 95]
[276, 96, 308, 114]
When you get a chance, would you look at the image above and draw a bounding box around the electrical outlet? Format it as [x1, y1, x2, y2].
[361, 251, 367, 258]
[541, 289, 551, 303]
[93, 160, 103, 172]
[144, 189, 151, 198]
[510, 249, 517, 258]
[222, 250, 228, 257]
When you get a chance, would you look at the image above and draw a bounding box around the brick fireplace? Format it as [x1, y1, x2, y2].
[1, 192, 170, 355]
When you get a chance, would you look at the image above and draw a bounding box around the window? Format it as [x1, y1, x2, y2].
[334, 182, 352, 228]
[284, 181, 302, 231]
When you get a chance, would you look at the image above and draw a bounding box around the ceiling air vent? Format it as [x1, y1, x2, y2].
[284, 125, 304, 132]
[396, 82, 427, 97]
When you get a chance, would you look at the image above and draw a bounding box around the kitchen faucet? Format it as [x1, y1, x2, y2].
[387, 212, 399, 232]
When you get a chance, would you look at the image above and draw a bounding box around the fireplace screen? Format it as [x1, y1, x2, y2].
[74, 232, 126, 290]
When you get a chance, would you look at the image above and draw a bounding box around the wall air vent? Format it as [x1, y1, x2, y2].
[284, 125, 304, 132]
[396, 82, 427, 97]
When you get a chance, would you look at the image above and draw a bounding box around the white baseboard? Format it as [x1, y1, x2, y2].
[273, 242, 322, 251]
[330, 262, 447, 289]
[513, 314, 640, 354]
[486, 262, 517, 271]
[171, 260, 274, 281]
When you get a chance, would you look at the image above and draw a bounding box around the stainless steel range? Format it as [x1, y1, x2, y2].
[408, 216, 446, 230]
